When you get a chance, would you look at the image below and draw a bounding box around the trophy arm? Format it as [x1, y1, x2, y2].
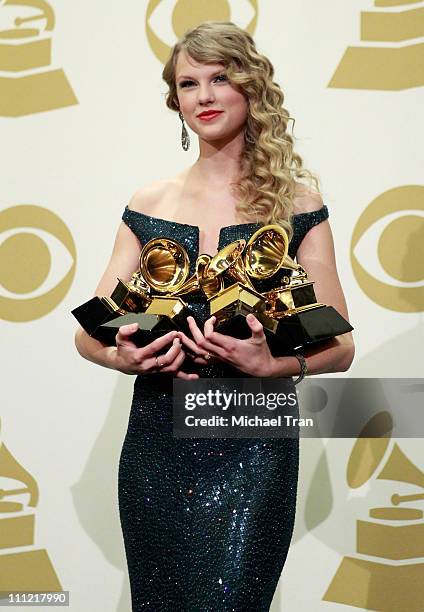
[170, 254, 225, 299]
[206, 239, 259, 292]
[169, 274, 200, 297]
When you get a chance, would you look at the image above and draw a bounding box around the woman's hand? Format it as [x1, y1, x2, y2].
[113, 323, 199, 380]
[183, 314, 279, 377]
[175, 330, 210, 366]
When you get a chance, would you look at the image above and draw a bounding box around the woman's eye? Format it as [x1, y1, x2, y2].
[179, 75, 227, 88]
[180, 80, 195, 88]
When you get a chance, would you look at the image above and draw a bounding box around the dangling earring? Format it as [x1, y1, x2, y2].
[179, 111, 190, 151]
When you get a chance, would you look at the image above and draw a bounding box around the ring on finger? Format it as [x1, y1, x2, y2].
[204, 352, 212, 361]
[155, 356, 164, 369]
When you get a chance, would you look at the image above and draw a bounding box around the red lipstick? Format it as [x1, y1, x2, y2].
[197, 110, 223, 121]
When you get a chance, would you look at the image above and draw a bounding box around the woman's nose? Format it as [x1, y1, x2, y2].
[197, 83, 215, 104]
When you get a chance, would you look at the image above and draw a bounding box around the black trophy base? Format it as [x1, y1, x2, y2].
[276, 305, 354, 352]
[98, 313, 176, 347]
[215, 312, 291, 355]
[72, 296, 201, 347]
[71, 297, 122, 336]
[215, 313, 251, 340]
[215, 305, 353, 356]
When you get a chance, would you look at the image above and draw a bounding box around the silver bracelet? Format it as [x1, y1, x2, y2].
[293, 353, 308, 385]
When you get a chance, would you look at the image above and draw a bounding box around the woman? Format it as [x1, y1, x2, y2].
[75, 21, 354, 612]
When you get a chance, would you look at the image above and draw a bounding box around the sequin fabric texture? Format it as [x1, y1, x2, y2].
[118, 205, 329, 611]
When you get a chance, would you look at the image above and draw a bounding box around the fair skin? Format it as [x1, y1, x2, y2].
[74, 50, 354, 378]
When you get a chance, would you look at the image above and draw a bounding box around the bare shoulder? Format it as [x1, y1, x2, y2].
[293, 182, 324, 214]
[127, 172, 185, 215]
[127, 179, 170, 215]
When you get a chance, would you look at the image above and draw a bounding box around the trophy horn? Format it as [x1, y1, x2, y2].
[206, 239, 258, 292]
[244, 224, 289, 279]
[139, 237, 190, 294]
[244, 223, 306, 280]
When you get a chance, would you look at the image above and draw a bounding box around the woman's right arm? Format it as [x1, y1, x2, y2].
[74, 219, 146, 369]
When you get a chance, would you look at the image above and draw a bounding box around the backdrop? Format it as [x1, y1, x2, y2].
[1, 1, 423, 610]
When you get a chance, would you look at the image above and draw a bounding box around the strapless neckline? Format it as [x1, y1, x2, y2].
[123, 205, 261, 231]
[123, 205, 262, 257]
[122, 204, 329, 267]
[123, 205, 325, 230]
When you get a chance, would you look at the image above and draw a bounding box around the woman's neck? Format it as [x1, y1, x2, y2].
[193, 132, 245, 188]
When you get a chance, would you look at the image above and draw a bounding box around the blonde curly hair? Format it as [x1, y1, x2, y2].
[162, 21, 321, 239]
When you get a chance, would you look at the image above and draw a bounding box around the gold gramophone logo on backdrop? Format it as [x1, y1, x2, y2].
[350, 185, 424, 313]
[146, 0, 258, 64]
[0, 0, 78, 117]
[323, 412, 424, 611]
[329, 0, 423, 90]
[0, 205, 77, 322]
[0, 418, 62, 592]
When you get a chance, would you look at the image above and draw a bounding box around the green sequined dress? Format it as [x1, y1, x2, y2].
[118, 205, 329, 611]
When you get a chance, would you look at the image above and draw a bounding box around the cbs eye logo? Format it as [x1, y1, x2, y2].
[0, 205, 76, 322]
[351, 185, 424, 313]
[146, 0, 258, 64]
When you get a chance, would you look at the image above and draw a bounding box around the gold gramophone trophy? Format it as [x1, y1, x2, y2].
[203, 227, 286, 343]
[72, 237, 201, 346]
[0, 0, 78, 117]
[0, 418, 62, 593]
[324, 418, 424, 611]
[262, 259, 353, 352]
[201, 224, 353, 355]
